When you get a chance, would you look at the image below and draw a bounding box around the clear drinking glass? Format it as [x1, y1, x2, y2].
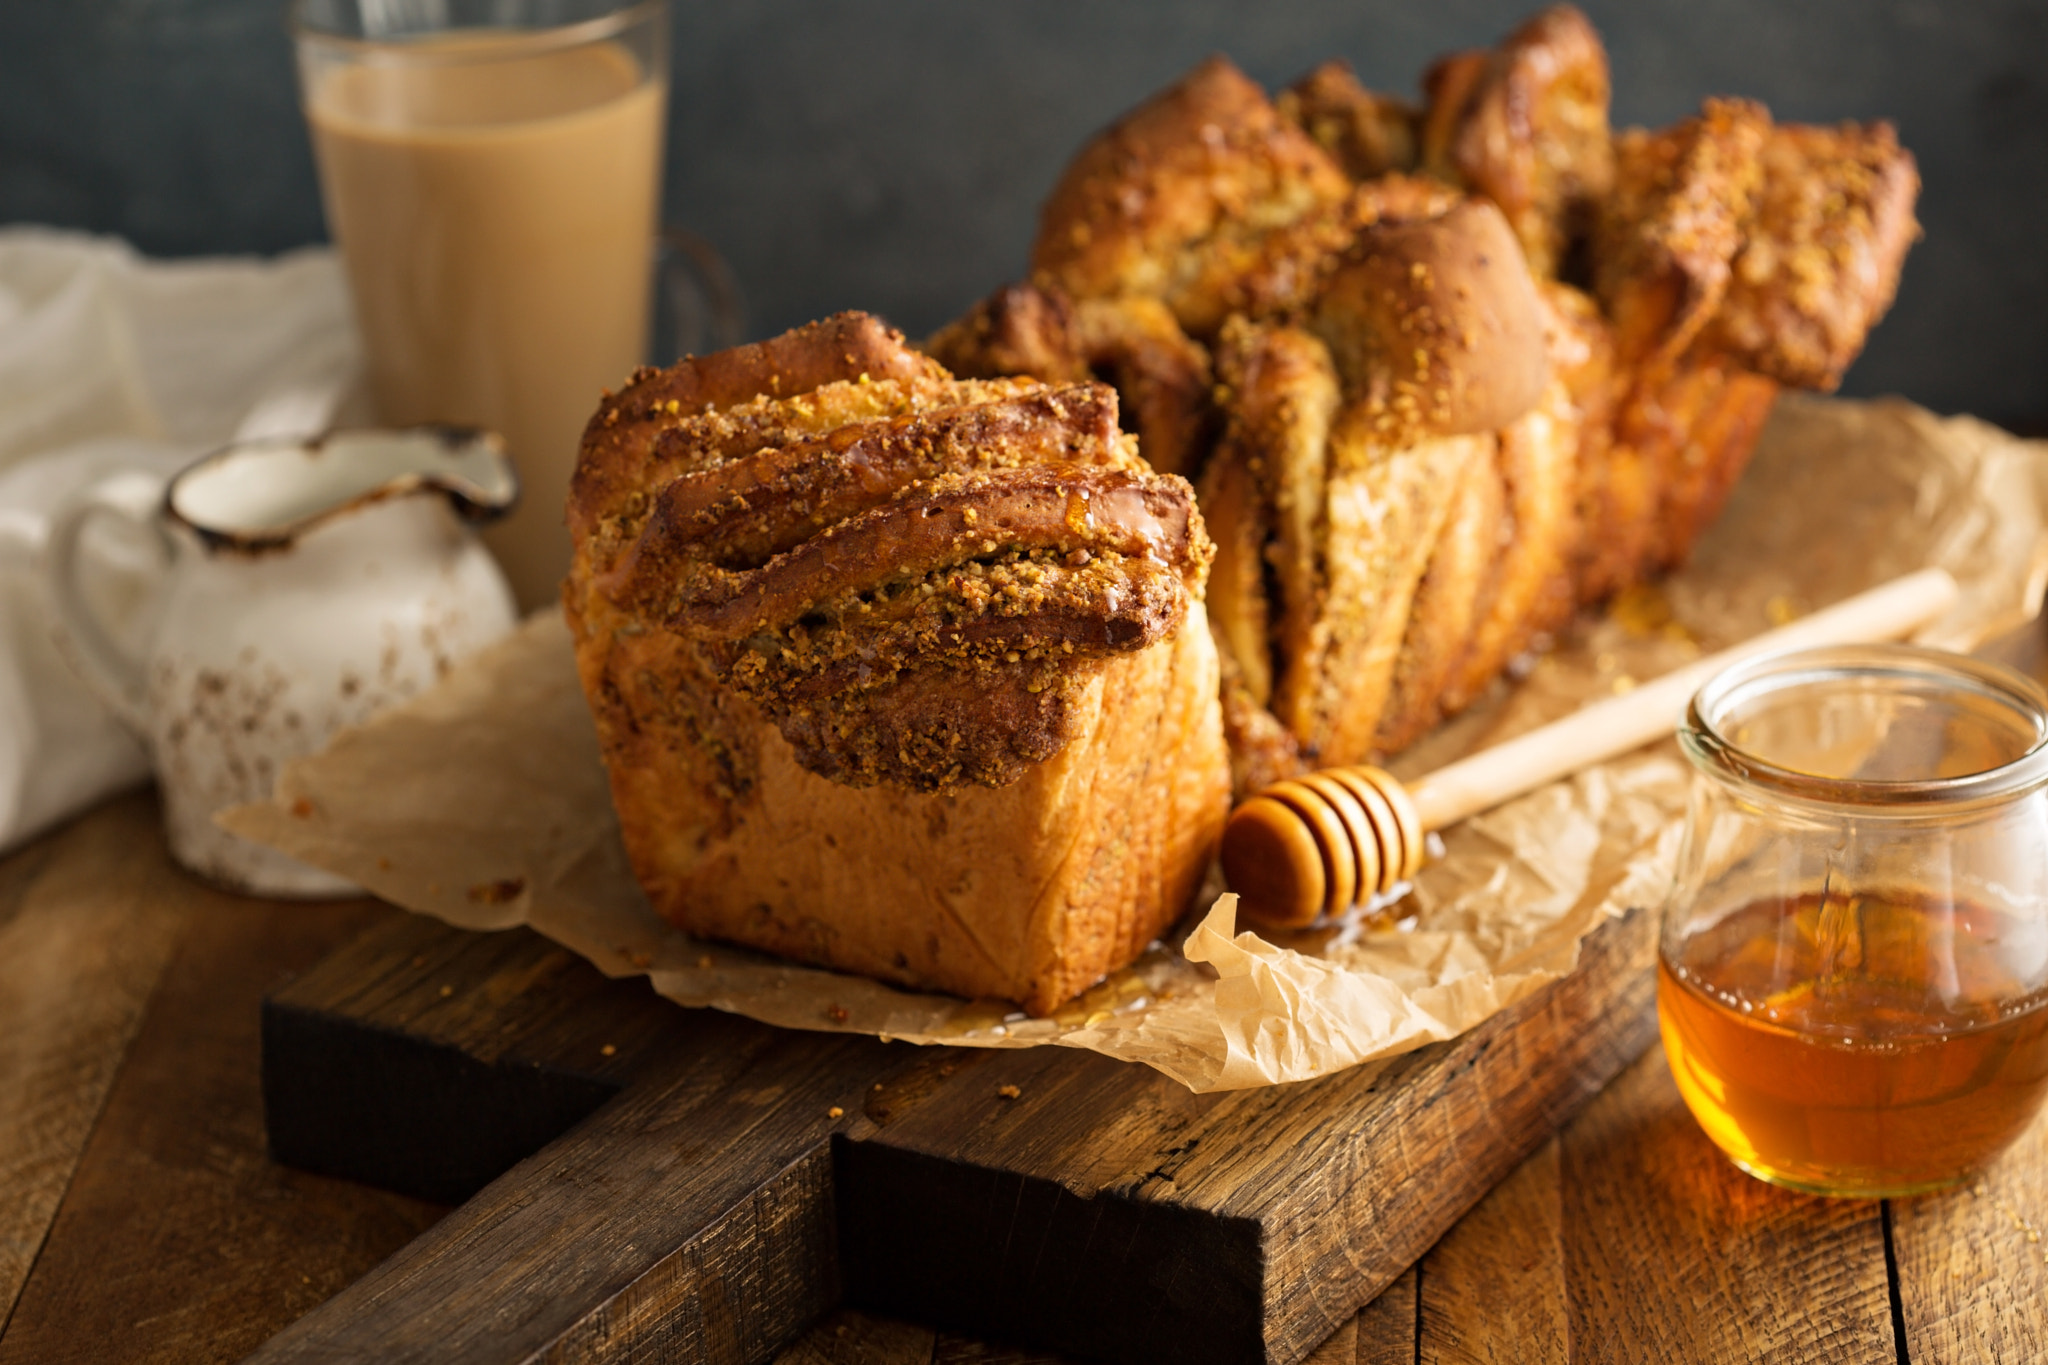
[1659, 644, 2048, 1196]
[293, 0, 669, 611]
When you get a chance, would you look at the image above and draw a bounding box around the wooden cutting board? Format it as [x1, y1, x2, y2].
[249, 901, 1659, 1365]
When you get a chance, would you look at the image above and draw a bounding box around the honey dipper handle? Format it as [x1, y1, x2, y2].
[1405, 567, 1961, 831]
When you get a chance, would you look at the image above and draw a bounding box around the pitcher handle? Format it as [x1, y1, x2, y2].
[37, 470, 174, 734]
[653, 226, 746, 362]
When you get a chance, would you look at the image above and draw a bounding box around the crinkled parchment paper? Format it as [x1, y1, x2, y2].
[223, 397, 2048, 1092]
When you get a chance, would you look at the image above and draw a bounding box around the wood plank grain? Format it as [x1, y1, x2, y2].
[1301, 1318, 1360, 1365]
[1879, 603, 2048, 1365]
[1207, 904, 1657, 1365]
[930, 1329, 1077, 1364]
[1293, 1268, 1423, 1365]
[774, 1309, 936, 1365]
[262, 915, 670, 1203]
[1561, 1046, 1897, 1363]
[1419, 1137, 1565, 1365]
[0, 887, 442, 1364]
[253, 896, 1656, 1365]
[1348, 1266, 1417, 1365]
[833, 1042, 1267, 1365]
[840, 903, 1658, 1365]
[1890, 1104, 2048, 1364]
[248, 1011, 906, 1365]
[271, 912, 676, 1076]
[0, 793, 191, 1329]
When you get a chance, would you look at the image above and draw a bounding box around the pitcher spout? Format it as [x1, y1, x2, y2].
[168, 426, 520, 555]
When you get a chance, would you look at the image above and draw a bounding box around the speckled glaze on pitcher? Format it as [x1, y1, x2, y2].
[39, 427, 519, 896]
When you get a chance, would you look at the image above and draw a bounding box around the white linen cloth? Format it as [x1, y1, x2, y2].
[0, 227, 360, 853]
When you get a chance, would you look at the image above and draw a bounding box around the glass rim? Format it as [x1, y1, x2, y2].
[290, 0, 666, 60]
[1681, 642, 2048, 811]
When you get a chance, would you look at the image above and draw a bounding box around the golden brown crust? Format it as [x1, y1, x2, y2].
[1141, 174, 1462, 339]
[1619, 352, 1781, 574]
[1594, 98, 1770, 369]
[1575, 436, 1658, 605]
[581, 599, 1228, 1015]
[1583, 346, 1780, 593]
[1375, 439, 1508, 753]
[629, 468, 1202, 641]
[1439, 370, 1583, 716]
[1209, 270, 1549, 765]
[1467, 394, 1577, 669]
[1196, 420, 1276, 707]
[1580, 112, 1907, 584]
[1311, 198, 1551, 444]
[572, 314, 1213, 794]
[567, 315, 1230, 1013]
[750, 573, 1188, 792]
[1069, 296, 1216, 477]
[620, 381, 1128, 574]
[1582, 97, 1795, 588]
[1002, 13, 1916, 776]
[1030, 55, 1351, 333]
[558, 16, 1926, 1011]
[1420, 4, 1616, 278]
[1211, 320, 1343, 718]
[1706, 121, 1921, 390]
[1215, 639, 1308, 801]
[920, 284, 1217, 480]
[1558, 259, 1672, 606]
[1293, 426, 1486, 765]
[1341, 173, 1470, 228]
[573, 374, 1037, 626]
[1221, 308, 1487, 766]
[570, 312, 949, 549]
[922, 281, 1091, 385]
[1278, 59, 1419, 181]
[1419, 50, 1490, 181]
[1516, 280, 1642, 610]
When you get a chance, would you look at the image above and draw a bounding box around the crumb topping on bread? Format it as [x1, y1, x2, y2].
[568, 312, 1214, 791]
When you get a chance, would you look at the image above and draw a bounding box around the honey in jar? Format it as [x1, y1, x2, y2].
[1660, 891, 2048, 1195]
[1661, 645, 2048, 1196]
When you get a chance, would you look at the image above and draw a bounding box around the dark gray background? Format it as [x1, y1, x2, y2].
[2, 1, 2043, 423]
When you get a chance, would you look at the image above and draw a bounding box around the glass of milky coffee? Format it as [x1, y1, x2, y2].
[294, 0, 669, 611]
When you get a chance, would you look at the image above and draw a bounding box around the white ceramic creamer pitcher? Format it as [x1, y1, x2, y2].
[39, 427, 519, 896]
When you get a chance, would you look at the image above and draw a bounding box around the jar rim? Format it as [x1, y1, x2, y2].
[291, 0, 666, 60]
[1682, 643, 2048, 810]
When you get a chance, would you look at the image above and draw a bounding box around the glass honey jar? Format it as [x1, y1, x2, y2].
[1659, 644, 2048, 1196]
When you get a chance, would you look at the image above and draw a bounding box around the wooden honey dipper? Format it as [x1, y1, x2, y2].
[1222, 567, 1962, 927]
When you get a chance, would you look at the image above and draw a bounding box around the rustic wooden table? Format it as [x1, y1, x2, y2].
[5, 621, 2047, 1363]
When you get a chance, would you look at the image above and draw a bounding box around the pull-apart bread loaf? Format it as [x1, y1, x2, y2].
[929, 4, 1918, 788]
[566, 313, 1229, 1015]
